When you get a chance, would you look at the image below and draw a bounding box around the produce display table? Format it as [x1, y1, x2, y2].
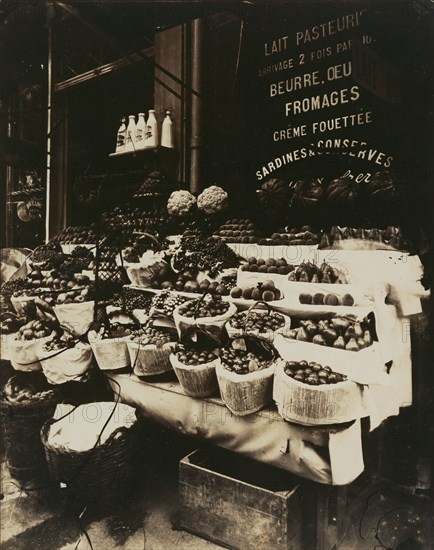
[108, 373, 366, 485]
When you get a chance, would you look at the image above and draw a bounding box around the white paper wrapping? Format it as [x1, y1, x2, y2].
[54, 301, 95, 336]
[38, 342, 93, 384]
[48, 402, 136, 452]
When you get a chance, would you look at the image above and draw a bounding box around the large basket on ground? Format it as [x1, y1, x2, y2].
[41, 415, 139, 505]
[0, 373, 61, 481]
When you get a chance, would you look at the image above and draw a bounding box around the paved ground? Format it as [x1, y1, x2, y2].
[1, 423, 432, 550]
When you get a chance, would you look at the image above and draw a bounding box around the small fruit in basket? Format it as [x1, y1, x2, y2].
[228, 310, 286, 334]
[220, 348, 272, 375]
[284, 360, 347, 385]
[177, 295, 230, 318]
[128, 321, 175, 347]
[15, 318, 58, 341]
[151, 290, 188, 316]
[174, 344, 218, 366]
[312, 334, 326, 346]
[251, 288, 262, 301]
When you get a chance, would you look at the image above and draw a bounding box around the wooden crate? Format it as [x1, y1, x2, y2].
[179, 448, 303, 550]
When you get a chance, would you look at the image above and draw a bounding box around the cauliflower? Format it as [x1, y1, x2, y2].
[167, 190, 196, 217]
[197, 185, 228, 215]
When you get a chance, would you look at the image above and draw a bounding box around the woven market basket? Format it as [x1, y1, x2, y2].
[37, 343, 93, 385]
[127, 340, 176, 377]
[0, 374, 61, 481]
[226, 301, 291, 343]
[41, 421, 139, 505]
[90, 336, 130, 371]
[173, 295, 237, 346]
[273, 360, 364, 426]
[8, 334, 54, 372]
[169, 353, 219, 397]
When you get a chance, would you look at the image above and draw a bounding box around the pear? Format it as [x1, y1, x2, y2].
[357, 338, 367, 349]
[345, 337, 359, 352]
[355, 227, 365, 239]
[312, 334, 326, 346]
[330, 226, 340, 239]
[332, 317, 350, 332]
[363, 330, 373, 346]
[288, 271, 297, 281]
[319, 233, 330, 248]
[287, 329, 298, 339]
[333, 336, 346, 349]
[342, 227, 352, 239]
[322, 272, 332, 284]
[323, 328, 338, 344]
[354, 321, 363, 338]
[310, 273, 319, 284]
[298, 270, 309, 282]
[296, 327, 309, 342]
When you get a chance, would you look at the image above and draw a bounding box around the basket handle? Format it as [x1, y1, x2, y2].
[132, 232, 163, 251]
[243, 300, 272, 333]
[193, 290, 215, 321]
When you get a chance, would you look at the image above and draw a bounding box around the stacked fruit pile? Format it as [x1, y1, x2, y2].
[257, 225, 320, 246]
[111, 288, 153, 312]
[230, 280, 282, 302]
[287, 261, 347, 284]
[299, 292, 354, 306]
[213, 219, 261, 243]
[13, 319, 57, 341]
[283, 360, 347, 385]
[286, 317, 373, 351]
[319, 225, 406, 250]
[240, 257, 292, 275]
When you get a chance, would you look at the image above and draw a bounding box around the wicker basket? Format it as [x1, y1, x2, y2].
[169, 353, 219, 397]
[216, 360, 276, 416]
[0, 373, 61, 481]
[8, 334, 54, 371]
[41, 419, 139, 505]
[225, 301, 291, 343]
[90, 336, 130, 371]
[173, 295, 237, 346]
[53, 301, 95, 336]
[127, 340, 175, 377]
[38, 343, 93, 385]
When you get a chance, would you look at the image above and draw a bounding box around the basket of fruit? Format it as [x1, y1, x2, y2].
[216, 335, 280, 416]
[9, 319, 59, 371]
[37, 333, 93, 384]
[173, 293, 237, 345]
[273, 360, 363, 426]
[53, 287, 95, 337]
[0, 372, 61, 481]
[89, 321, 136, 372]
[226, 301, 291, 342]
[0, 312, 28, 361]
[126, 319, 177, 377]
[169, 343, 219, 397]
[273, 315, 383, 373]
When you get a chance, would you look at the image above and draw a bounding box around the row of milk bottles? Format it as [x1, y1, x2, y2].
[116, 110, 174, 153]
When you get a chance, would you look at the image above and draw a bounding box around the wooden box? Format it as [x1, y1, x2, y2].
[179, 448, 303, 550]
